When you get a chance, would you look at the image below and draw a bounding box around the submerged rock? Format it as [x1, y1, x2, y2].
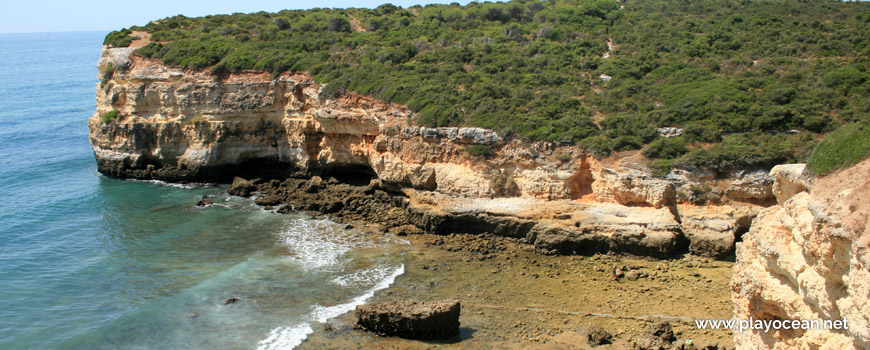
[354, 299, 460, 339]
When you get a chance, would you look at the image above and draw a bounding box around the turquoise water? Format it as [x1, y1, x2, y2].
[0, 32, 405, 349]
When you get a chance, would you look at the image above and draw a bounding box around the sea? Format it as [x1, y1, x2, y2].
[0, 31, 407, 350]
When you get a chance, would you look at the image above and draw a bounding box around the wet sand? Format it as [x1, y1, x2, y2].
[299, 232, 735, 349]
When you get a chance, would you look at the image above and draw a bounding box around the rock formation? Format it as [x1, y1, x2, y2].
[731, 161, 870, 349]
[90, 46, 782, 259]
[354, 299, 461, 339]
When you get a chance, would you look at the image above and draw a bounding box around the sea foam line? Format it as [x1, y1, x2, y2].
[256, 264, 405, 350]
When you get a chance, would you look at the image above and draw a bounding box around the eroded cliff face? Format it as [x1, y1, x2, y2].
[90, 47, 602, 200]
[732, 162, 870, 349]
[91, 46, 775, 259]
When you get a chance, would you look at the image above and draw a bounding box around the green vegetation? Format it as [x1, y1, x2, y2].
[465, 145, 493, 158]
[807, 121, 870, 175]
[100, 62, 114, 89]
[102, 109, 120, 123]
[104, 29, 133, 47]
[104, 0, 870, 173]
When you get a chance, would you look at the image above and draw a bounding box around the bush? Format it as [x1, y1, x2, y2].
[104, 29, 133, 47]
[102, 109, 120, 123]
[465, 145, 492, 158]
[674, 133, 793, 171]
[807, 121, 870, 175]
[642, 136, 688, 159]
[100, 62, 114, 88]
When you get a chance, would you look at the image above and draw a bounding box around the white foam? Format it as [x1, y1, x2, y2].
[277, 218, 391, 271]
[313, 264, 404, 323]
[256, 323, 313, 350]
[332, 265, 398, 288]
[254, 264, 405, 349]
[125, 178, 215, 189]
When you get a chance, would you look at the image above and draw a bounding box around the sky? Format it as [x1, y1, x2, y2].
[0, 0, 473, 34]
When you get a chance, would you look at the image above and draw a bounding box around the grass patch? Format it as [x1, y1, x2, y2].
[102, 109, 120, 123]
[807, 121, 870, 175]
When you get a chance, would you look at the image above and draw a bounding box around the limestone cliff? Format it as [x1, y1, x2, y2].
[90, 46, 773, 259]
[732, 162, 870, 349]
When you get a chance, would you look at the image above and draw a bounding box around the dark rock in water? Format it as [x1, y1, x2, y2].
[634, 321, 676, 350]
[195, 196, 214, 207]
[254, 194, 283, 206]
[576, 324, 612, 345]
[227, 177, 255, 197]
[224, 297, 240, 305]
[355, 299, 460, 339]
[344, 224, 355, 230]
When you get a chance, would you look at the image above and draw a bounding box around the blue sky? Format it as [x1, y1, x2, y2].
[0, 0, 472, 34]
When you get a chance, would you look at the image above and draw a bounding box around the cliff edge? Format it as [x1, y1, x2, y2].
[90, 46, 778, 259]
[732, 161, 870, 349]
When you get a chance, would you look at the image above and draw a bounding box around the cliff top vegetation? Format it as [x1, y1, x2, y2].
[104, 0, 870, 175]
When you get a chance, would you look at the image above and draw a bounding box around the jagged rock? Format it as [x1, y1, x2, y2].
[354, 299, 460, 339]
[227, 177, 255, 197]
[732, 159, 870, 349]
[769, 163, 812, 205]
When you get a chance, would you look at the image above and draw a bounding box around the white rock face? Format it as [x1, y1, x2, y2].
[731, 161, 870, 349]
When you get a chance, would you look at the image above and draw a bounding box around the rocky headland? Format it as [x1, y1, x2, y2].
[89, 45, 870, 349]
[90, 45, 773, 261]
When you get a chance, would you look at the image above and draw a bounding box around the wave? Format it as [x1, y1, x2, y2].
[121, 178, 215, 189]
[256, 264, 405, 350]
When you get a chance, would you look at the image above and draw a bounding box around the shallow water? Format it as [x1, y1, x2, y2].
[0, 31, 406, 350]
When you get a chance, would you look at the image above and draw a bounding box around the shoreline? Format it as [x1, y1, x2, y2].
[202, 175, 738, 348]
[296, 231, 735, 349]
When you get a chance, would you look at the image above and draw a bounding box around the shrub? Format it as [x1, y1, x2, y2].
[100, 62, 114, 88]
[642, 136, 688, 159]
[649, 159, 672, 178]
[102, 109, 120, 123]
[104, 29, 133, 47]
[807, 121, 870, 175]
[577, 136, 613, 159]
[465, 145, 492, 158]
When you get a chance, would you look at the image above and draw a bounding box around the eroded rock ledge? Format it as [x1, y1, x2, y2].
[91, 46, 776, 259]
[732, 162, 870, 349]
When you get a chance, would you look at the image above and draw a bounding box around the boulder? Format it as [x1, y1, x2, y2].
[577, 324, 612, 345]
[679, 205, 759, 259]
[769, 163, 812, 205]
[355, 299, 460, 339]
[633, 322, 676, 350]
[227, 177, 255, 197]
[725, 169, 774, 203]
